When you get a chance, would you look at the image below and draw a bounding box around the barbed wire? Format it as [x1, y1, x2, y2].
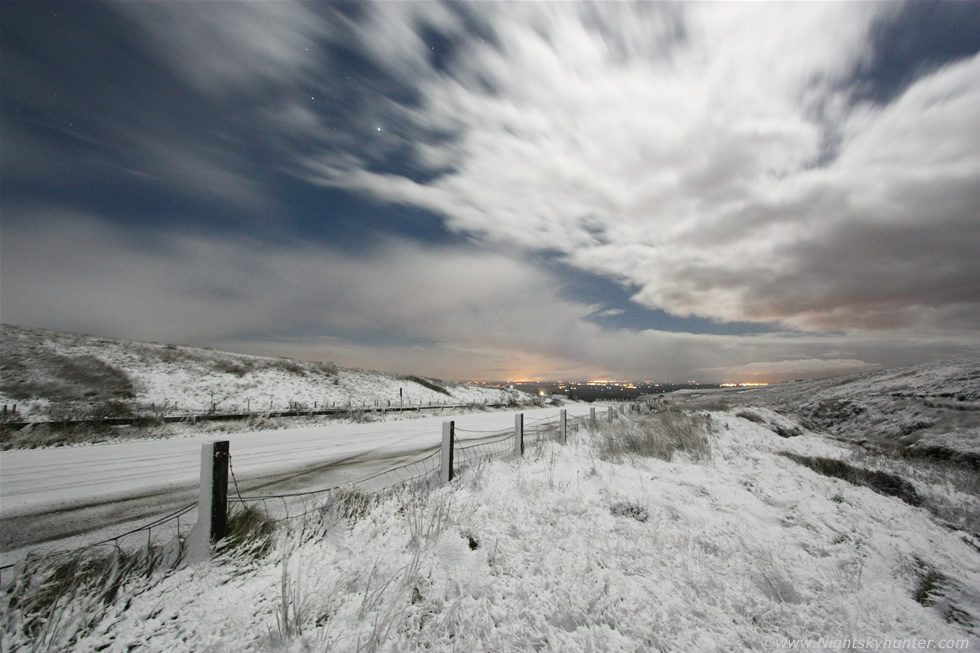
[0, 500, 198, 573]
[454, 426, 512, 434]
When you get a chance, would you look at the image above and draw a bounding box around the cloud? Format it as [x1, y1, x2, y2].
[703, 358, 882, 384]
[304, 3, 980, 337]
[591, 308, 625, 319]
[4, 211, 975, 382]
[4, 3, 977, 383]
[114, 2, 328, 96]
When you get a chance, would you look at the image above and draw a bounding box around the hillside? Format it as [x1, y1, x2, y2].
[666, 358, 980, 468]
[4, 406, 978, 650]
[0, 324, 518, 422]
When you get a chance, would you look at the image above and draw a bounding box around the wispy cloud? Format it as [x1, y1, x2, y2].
[114, 2, 328, 96]
[304, 3, 980, 337]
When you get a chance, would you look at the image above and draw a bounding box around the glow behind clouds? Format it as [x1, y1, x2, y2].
[1, 2, 978, 382]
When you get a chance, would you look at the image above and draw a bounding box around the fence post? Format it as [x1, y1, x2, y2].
[514, 413, 524, 457]
[560, 409, 567, 444]
[187, 440, 230, 562]
[590, 407, 596, 432]
[441, 421, 455, 484]
[608, 406, 614, 422]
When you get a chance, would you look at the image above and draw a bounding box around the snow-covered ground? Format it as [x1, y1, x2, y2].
[666, 357, 980, 465]
[3, 333, 978, 650]
[4, 411, 977, 651]
[0, 324, 518, 421]
[0, 405, 596, 557]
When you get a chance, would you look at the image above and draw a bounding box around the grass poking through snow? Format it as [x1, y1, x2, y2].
[593, 409, 713, 463]
[4, 407, 978, 651]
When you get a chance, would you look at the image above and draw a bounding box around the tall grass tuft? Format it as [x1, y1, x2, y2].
[3, 542, 181, 651]
[594, 410, 713, 463]
[217, 504, 278, 560]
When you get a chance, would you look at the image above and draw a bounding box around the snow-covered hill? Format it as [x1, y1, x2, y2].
[668, 358, 980, 467]
[0, 324, 519, 420]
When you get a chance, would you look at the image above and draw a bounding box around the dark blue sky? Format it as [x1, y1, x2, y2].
[2, 1, 978, 381]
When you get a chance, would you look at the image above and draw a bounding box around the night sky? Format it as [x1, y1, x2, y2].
[2, 1, 979, 382]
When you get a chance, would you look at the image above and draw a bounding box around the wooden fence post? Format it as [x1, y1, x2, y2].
[608, 406, 614, 422]
[187, 440, 229, 562]
[590, 407, 596, 432]
[441, 421, 455, 484]
[514, 413, 524, 457]
[560, 409, 567, 444]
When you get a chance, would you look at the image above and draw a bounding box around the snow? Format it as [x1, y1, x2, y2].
[670, 357, 980, 463]
[3, 333, 978, 650]
[0, 324, 517, 420]
[6, 412, 976, 651]
[0, 405, 596, 559]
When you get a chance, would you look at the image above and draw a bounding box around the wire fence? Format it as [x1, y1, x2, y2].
[228, 448, 444, 527]
[0, 398, 545, 430]
[1, 408, 605, 577]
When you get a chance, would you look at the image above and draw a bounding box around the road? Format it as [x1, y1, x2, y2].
[0, 405, 598, 557]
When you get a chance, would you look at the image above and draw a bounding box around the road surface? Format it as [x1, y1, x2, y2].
[0, 405, 598, 557]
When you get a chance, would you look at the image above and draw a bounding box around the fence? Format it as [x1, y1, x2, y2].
[0, 398, 538, 430]
[0, 405, 627, 577]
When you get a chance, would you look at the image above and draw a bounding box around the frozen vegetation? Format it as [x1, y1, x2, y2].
[3, 401, 978, 651]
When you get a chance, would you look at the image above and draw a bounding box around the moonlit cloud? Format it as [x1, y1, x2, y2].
[306, 2, 980, 336]
[5, 211, 974, 382]
[2, 1, 978, 383]
[115, 2, 327, 96]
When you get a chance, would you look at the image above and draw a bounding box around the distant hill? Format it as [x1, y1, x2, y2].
[0, 324, 519, 420]
[669, 357, 980, 467]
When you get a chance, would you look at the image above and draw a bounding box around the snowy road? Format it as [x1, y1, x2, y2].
[0, 405, 597, 553]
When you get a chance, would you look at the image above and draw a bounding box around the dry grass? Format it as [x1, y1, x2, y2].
[0, 349, 135, 404]
[3, 541, 182, 651]
[778, 452, 923, 506]
[593, 410, 713, 463]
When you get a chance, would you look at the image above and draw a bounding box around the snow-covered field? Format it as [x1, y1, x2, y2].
[0, 324, 517, 422]
[4, 410, 977, 651]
